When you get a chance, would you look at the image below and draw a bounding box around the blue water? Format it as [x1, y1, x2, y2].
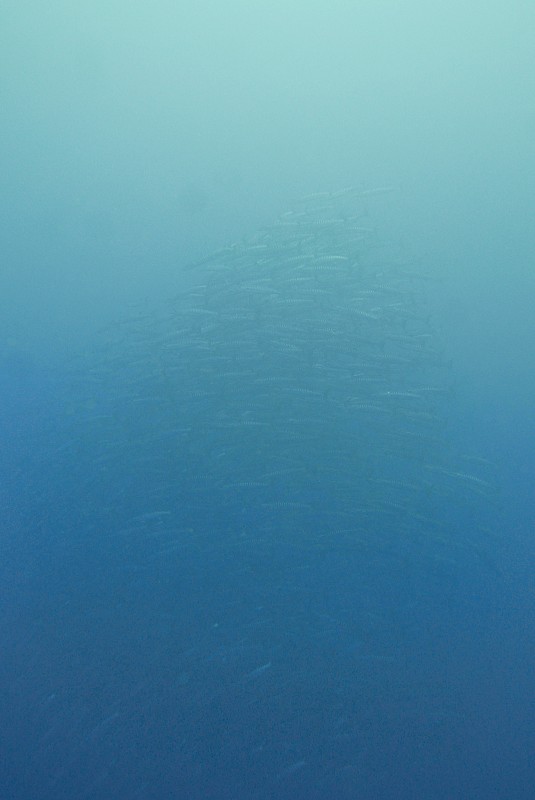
[1, 3, 534, 799]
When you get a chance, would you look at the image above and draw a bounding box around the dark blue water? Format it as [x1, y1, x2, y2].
[1, 289, 533, 800]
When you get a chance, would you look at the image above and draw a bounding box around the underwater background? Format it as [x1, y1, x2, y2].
[1, 2, 534, 798]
